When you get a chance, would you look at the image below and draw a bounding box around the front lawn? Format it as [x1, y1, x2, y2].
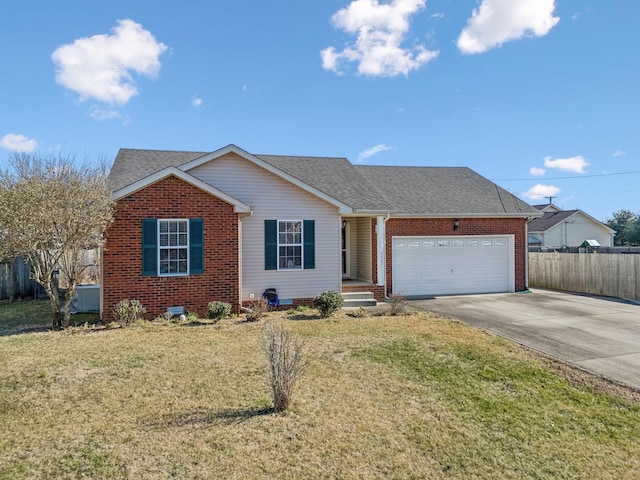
[0, 301, 639, 479]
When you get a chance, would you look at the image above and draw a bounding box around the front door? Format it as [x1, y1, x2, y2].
[342, 223, 350, 278]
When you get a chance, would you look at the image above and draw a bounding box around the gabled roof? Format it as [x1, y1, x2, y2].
[528, 209, 615, 235]
[528, 210, 579, 232]
[109, 148, 207, 191]
[109, 145, 540, 217]
[113, 166, 251, 213]
[533, 203, 562, 213]
[257, 154, 390, 212]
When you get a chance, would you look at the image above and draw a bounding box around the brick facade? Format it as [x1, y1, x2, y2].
[384, 217, 528, 295]
[102, 175, 240, 320]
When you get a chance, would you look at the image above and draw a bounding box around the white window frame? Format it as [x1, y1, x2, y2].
[277, 220, 303, 270]
[158, 219, 190, 276]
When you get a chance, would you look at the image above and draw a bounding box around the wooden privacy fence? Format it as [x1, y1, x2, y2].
[0, 257, 41, 301]
[529, 252, 640, 301]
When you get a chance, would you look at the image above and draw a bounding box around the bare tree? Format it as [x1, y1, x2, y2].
[0, 153, 114, 328]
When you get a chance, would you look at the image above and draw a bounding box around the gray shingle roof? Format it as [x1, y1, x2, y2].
[528, 210, 579, 232]
[109, 147, 539, 217]
[354, 165, 536, 215]
[256, 154, 389, 211]
[109, 148, 208, 191]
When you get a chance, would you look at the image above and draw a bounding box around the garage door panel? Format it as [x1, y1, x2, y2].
[392, 235, 513, 296]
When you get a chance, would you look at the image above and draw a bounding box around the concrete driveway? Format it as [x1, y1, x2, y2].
[410, 289, 640, 390]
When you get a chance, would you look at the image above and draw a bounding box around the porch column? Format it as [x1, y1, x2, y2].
[376, 216, 385, 286]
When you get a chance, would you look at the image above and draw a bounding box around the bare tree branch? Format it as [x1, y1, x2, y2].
[0, 152, 114, 328]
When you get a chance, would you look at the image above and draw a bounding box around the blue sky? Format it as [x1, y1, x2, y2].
[1, 0, 638, 221]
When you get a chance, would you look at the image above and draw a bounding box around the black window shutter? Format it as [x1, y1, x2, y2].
[189, 218, 204, 274]
[142, 219, 157, 276]
[303, 219, 315, 269]
[265, 219, 277, 270]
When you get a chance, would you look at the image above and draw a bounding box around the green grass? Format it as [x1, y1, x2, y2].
[0, 301, 639, 479]
[0, 299, 100, 334]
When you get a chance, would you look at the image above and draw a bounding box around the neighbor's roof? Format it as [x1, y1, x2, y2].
[109, 147, 540, 217]
[528, 210, 580, 232]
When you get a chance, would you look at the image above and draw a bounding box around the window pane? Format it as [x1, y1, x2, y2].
[277, 220, 303, 269]
[158, 220, 189, 276]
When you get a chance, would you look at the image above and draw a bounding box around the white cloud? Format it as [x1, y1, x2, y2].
[192, 97, 203, 107]
[321, 0, 439, 77]
[357, 143, 393, 161]
[51, 19, 168, 105]
[544, 155, 589, 174]
[529, 167, 546, 176]
[522, 184, 560, 200]
[613, 149, 626, 157]
[457, 0, 559, 54]
[0, 133, 38, 152]
[90, 106, 122, 121]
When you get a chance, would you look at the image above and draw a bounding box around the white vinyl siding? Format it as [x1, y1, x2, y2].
[537, 212, 614, 248]
[189, 153, 340, 301]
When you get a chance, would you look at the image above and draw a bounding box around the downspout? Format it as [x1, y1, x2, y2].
[377, 213, 390, 300]
[238, 209, 253, 311]
[524, 219, 530, 291]
[99, 244, 103, 321]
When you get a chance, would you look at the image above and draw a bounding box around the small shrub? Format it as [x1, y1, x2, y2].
[313, 290, 344, 318]
[348, 306, 368, 318]
[207, 301, 231, 322]
[185, 311, 199, 323]
[286, 305, 310, 316]
[388, 293, 408, 316]
[112, 299, 146, 327]
[246, 298, 269, 322]
[262, 321, 306, 413]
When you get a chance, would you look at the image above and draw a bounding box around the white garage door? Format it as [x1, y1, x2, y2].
[392, 236, 514, 297]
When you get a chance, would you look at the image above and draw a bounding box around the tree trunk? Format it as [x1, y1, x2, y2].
[61, 283, 77, 328]
[44, 277, 63, 330]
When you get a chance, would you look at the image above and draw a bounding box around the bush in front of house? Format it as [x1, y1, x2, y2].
[112, 299, 146, 327]
[207, 301, 231, 322]
[388, 293, 408, 316]
[246, 298, 269, 322]
[262, 321, 306, 413]
[313, 290, 344, 318]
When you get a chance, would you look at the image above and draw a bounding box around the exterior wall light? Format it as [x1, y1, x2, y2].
[453, 219, 460, 231]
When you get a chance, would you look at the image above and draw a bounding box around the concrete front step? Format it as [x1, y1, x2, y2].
[342, 291, 377, 308]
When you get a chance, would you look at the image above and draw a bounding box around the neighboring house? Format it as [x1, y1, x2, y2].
[528, 204, 615, 250]
[102, 144, 540, 319]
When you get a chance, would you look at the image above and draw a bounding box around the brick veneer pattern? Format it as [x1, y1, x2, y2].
[383, 217, 528, 295]
[102, 175, 240, 320]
